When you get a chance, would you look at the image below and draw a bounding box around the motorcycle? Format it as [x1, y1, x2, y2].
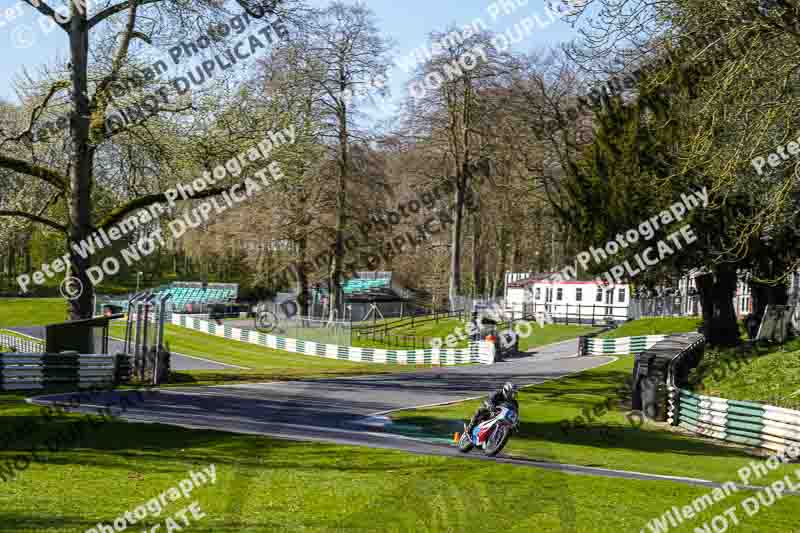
[457, 402, 519, 456]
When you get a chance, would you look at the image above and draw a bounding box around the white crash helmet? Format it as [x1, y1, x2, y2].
[502, 382, 518, 401]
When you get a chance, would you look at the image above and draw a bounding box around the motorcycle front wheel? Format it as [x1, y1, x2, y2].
[457, 431, 474, 453]
[483, 426, 510, 457]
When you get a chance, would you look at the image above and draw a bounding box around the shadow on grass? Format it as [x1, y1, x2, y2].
[388, 364, 756, 464]
[389, 414, 752, 464]
[0, 397, 448, 473]
[0, 399, 469, 532]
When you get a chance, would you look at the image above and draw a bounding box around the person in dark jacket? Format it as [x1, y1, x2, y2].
[466, 382, 518, 433]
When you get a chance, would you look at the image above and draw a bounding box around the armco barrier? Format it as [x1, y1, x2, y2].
[666, 336, 800, 455]
[583, 335, 667, 355]
[668, 388, 800, 456]
[0, 353, 130, 391]
[172, 314, 495, 365]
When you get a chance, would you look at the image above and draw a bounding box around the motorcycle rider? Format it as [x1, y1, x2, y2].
[466, 382, 519, 434]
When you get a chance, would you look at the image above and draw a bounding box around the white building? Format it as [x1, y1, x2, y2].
[505, 272, 629, 323]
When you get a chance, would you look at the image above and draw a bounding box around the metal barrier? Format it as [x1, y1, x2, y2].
[0, 353, 131, 391]
[631, 333, 704, 420]
[667, 335, 800, 455]
[667, 388, 800, 455]
[352, 309, 465, 334]
[521, 302, 627, 324]
[122, 291, 171, 385]
[667, 332, 800, 453]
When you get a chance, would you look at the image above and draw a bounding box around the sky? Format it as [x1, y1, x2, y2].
[0, 0, 581, 108]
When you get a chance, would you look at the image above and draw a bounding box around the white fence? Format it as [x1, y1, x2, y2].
[172, 314, 496, 365]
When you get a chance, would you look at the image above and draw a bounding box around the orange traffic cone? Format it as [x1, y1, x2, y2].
[453, 432, 460, 443]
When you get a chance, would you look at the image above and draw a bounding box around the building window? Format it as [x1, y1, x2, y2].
[618, 288, 626, 302]
[576, 288, 582, 302]
[596, 288, 603, 302]
[556, 288, 563, 301]
[535, 287, 541, 300]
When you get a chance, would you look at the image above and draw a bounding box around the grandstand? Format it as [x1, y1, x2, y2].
[96, 282, 238, 314]
[307, 272, 416, 320]
[164, 282, 238, 310]
[342, 277, 394, 295]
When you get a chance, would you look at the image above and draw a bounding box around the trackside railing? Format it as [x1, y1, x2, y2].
[352, 309, 465, 334]
[664, 336, 800, 455]
[0, 353, 132, 391]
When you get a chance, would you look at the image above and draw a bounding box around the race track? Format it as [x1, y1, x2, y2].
[29, 338, 780, 491]
[31, 338, 603, 448]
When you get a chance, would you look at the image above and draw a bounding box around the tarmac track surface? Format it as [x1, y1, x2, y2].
[29, 338, 791, 492]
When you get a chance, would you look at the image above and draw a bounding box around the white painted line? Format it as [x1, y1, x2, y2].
[108, 334, 249, 370]
[166, 351, 250, 370]
[1, 329, 44, 342]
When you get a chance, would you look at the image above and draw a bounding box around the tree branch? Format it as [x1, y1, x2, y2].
[87, 0, 161, 29]
[97, 181, 268, 229]
[0, 210, 67, 233]
[0, 80, 70, 148]
[0, 154, 67, 190]
[21, 0, 70, 32]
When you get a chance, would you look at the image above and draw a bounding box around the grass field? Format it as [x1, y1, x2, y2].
[692, 338, 800, 409]
[517, 323, 600, 351]
[108, 322, 426, 386]
[0, 298, 70, 328]
[601, 316, 703, 338]
[390, 356, 799, 487]
[1, 391, 797, 532]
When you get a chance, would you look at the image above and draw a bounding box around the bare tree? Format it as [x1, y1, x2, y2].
[0, 0, 297, 320]
[271, 2, 392, 320]
[404, 29, 513, 306]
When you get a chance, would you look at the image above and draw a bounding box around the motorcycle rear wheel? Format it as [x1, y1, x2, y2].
[483, 426, 510, 456]
[457, 431, 474, 453]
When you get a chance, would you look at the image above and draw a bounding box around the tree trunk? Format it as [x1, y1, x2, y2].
[67, 18, 95, 321]
[497, 223, 508, 298]
[471, 197, 482, 298]
[23, 242, 31, 276]
[329, 103, 348, 322]
[695, 266, 740, 347]
[448, 172, 466, 308]
[295, 236, 309, 317]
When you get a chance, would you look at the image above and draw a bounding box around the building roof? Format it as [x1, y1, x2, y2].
[507, 273, 560, 288]
[508, 274, 629, 288]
